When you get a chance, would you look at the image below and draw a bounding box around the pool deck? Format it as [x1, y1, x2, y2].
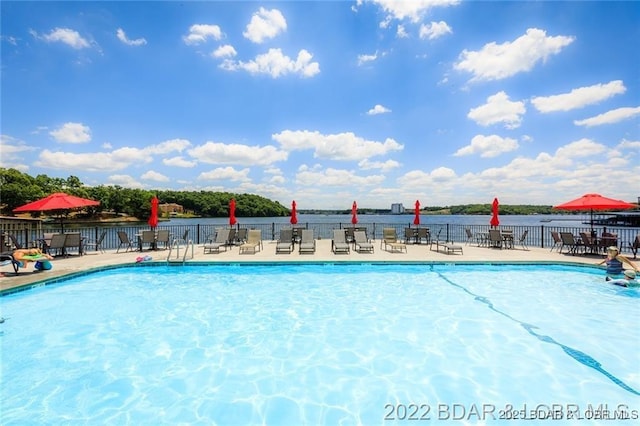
[1, 239, 637, 293]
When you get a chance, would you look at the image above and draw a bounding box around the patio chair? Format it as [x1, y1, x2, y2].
[516, 230, 529, 250]
[629, 234, 640, 259]
[430, 229, 462, 255]
[172, 229, 190, 248]
[203, 229, 230, 254]
[117, 231, 134, 253]
[404, 227, 416, 244]
[235, 228, 248, 245]
[464, 228, 475, 245]
[549, 231, 563, 252]
[0, 252, 21, 275]
[240, 229, 262, 254]
[381, 228, 407, 253]
[353, 230, 374, 253]
[155, 229, 170, 250]
[579, 232, 598, 254]
[331, 229, 350, 254]
[84, 230, 107, 253]
[227, 228, 237, 246]
[599, 232, 618, 251]
[2, 233, 23, 250]
[48, 233, 67, 257]
[416, 227, 431, 245]
[559, 232, 584, 255]
[344, 227, 356, 243]
[298, 229, 316, 254]
[488, 229, 503, 249]
[139, 230, 156, 251]
[276, 228, 294, 254]
[63, 232, 83, 256]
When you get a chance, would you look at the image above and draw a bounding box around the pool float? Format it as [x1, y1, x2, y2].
[135, 255, 153, 263]
[12, 249, 53, 269]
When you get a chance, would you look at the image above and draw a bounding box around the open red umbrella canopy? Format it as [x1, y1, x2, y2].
[229, 198, 237, 226]
[148, 196, 159, 229]
[351, 201, 358, 225]
[553, 193, 636, 211]
[290, 200, 298, 225]
[413, 200, 421, 226]
[490, 198, 500, 227]
[13, 192, 100, 212]
[554, 193, 636, 231]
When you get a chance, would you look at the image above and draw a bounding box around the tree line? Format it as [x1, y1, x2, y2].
[0, 168, 290, 219]
[1, 168, 560, 219]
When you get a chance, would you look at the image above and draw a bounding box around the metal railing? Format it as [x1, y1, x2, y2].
[5, 222, 639, 256]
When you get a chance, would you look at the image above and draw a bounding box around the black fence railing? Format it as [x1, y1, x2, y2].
[6, 222, 638, 255]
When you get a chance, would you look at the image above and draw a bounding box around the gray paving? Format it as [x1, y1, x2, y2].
[2, 238, 636, 293]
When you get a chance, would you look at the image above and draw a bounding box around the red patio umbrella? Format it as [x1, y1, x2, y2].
[553, 193, 637, 231]
[229, 198, 237, 226]
[13, 192, 100, 212]
[290, 200, 298, 225]
[351, 201, 358, 225]
[490, 198, 500, 227]
[413, 200, 421, 226]
[148, 196, 159, 229]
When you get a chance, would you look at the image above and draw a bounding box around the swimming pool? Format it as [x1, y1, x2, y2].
[1, 264, 638, 424]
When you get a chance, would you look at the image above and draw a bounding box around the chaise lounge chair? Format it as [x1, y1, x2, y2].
[299, 229, 316, 254]
[0, 253, 21, 275]
[380, 228, 407, 253]
[203, 228, 230, 254]
[353, 230, 374, 253]
[430, 230, 463, 255]
[240, 229, 262, 254]
[276, 228, 294, 254]
[331, 229, 350, 254]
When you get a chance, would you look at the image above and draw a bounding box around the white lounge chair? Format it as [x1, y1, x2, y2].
[353, 230, 374, 253]
[203, 229, 230, 254]
[331, 229, 350, 254]
[298, 229, 316, 254]
[240, 229, 262, 254]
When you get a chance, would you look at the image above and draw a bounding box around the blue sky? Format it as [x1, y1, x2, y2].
[2, 1, 639, 210]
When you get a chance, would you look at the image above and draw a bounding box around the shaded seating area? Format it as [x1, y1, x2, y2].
[204, 229, 230, 254]
[276, 228, 294, 254]
[63, 232, 84, 256]
[47, 234, 68, 257]
[380, 228, 406, 253]
[353, 230, 374, 253]
[298, 229, 316, 254]
[331, 229, 350, 254]
[240, 229, 263, 254]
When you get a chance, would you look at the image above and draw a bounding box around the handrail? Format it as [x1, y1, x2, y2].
[167, 237, 194, 263]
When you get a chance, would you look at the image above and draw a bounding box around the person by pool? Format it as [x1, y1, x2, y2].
[606, 269, 639, 287]
[598, 246, 638, 279]
[12, 248, 54, 269]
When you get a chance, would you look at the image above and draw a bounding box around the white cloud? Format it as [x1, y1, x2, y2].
[243, 7, 287, 43]
[141, 170, 169, 182]
[358, 158, 400, 172]
[212, 44, 237, 58]
[531, 80, 626, 113]
[365, 0, 461, 23]
[554, 138, 607, 158]
[116, 28, 147, 46]
[396, 25, 409, 38]
[220, 48, 320, 78]
[0, 135, 34, 171]
[468, 91, 526, 129]
[273, 130, 403, 161]
[188, 141, 288, 166]
[296, 167, 385, 187]
[618, 139, 640, 151]
[107, 174, 146, 189]
[454, 28, 575, 82]
[37, 27, 90, 49]
[50, 122, 91, 143]
[367, 104, 392, 115]
[198, 166, 251, 182]
[163, 156, 197, 168]
[454, 134, 519, 158]
[419, 21, 452, 40]
[358, 51, 378, 65]
[183, 24, 223, 45]
[573, 106, 640, 127]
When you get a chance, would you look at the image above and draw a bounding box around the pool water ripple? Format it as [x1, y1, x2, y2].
[1, 264, 638, 425]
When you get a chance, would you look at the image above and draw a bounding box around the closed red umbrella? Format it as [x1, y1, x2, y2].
[229, 198, 237, 226]
[553, 193, 636, 232]
[351, 201, 358, 225]
[148, 196, 159, 229]
[413, 200, 421, 226]
[290, 200, 298, 225]
[490, 198, 500, 227]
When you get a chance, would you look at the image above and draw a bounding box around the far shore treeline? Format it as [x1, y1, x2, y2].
[1, 168, 560, 220]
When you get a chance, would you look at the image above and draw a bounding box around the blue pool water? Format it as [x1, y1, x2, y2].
[1, 264, 639, 425]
